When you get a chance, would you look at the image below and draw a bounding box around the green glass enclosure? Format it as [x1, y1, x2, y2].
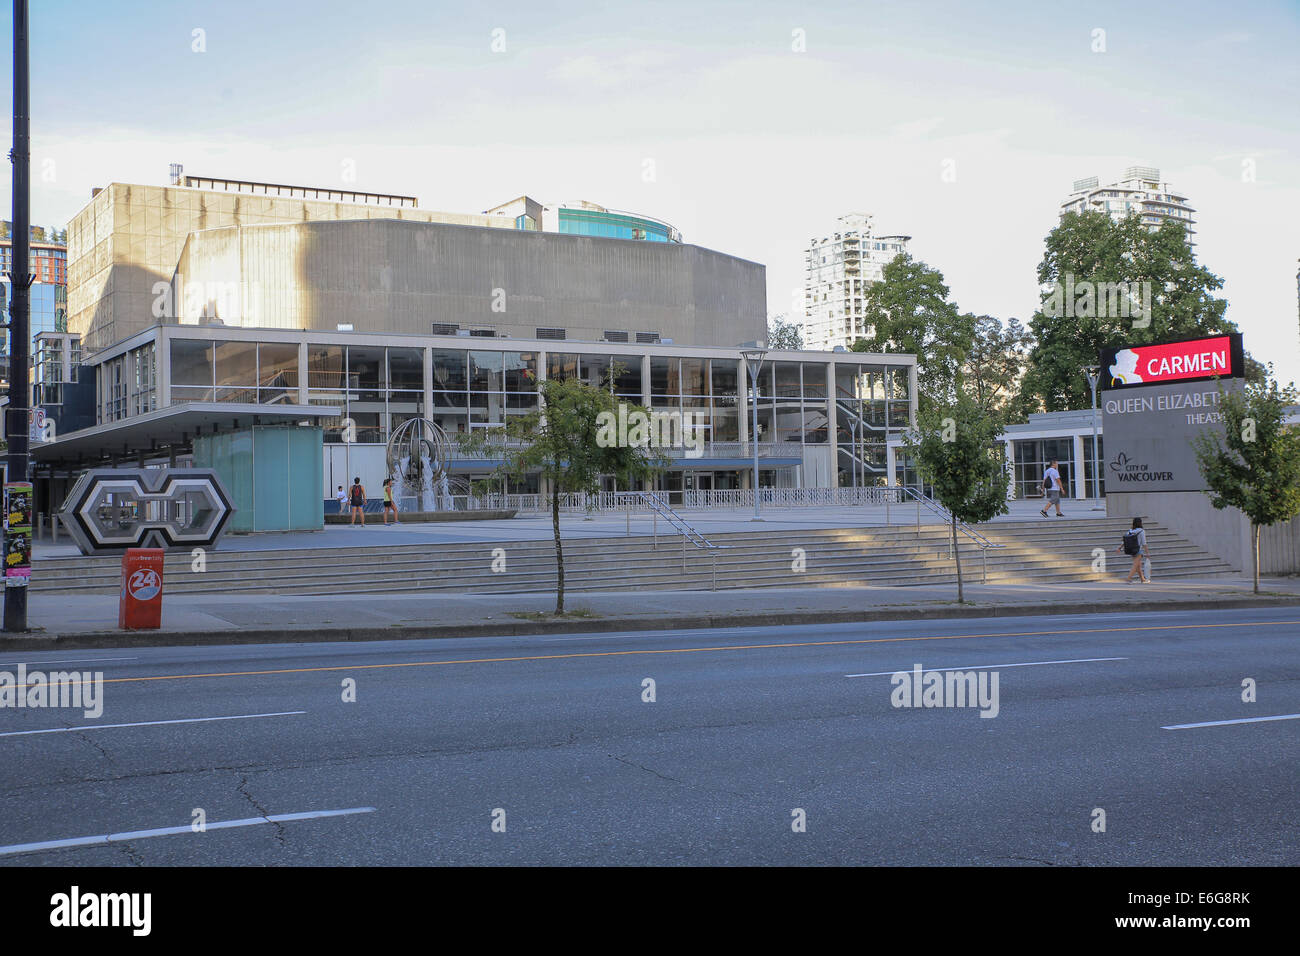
[192, 425, 323, 532]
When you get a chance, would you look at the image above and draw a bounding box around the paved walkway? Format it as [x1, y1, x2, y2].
[5, 572, 1297, 647]
[33, 498, 1113, 559]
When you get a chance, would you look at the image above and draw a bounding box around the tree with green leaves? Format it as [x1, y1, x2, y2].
[767, 313, 803, 350]
[904, 393, 1010, 603]
[1020, 210, 1239, 411]
[458, 376, 666, 614]
[961, 314, 1033, 422]
[1192, 372, 1300, 594]
[852, 253, 974, 411]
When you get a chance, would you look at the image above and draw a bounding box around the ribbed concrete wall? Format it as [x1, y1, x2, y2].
[170, 218, 766, 347]
[67, 183, 515, 350]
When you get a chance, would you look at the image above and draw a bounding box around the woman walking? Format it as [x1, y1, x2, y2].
[382, 478, 399, 525]
[349, 477, 366, 527]
[1116, 517, 1151, 583]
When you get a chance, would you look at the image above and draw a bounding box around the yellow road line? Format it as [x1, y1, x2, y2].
[6, 619, 1295, 690]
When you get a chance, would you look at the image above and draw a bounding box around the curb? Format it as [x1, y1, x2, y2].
[2, 595, 1298, 651]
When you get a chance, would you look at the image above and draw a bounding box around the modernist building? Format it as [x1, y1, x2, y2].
[66, 169, 516, 351]
[36, 170, 917, 529]
[32, 324, 917, 522]
[1060, 167, 1196, 240]
[888, 410, 1107, 500]
[67, 171, 761, 351]
[801, 214, 910, 351]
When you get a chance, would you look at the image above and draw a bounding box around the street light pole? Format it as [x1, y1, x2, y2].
[740, 348, 767, 521]
[5, 0, 32, 632]
[1086, 366, 1103, 511]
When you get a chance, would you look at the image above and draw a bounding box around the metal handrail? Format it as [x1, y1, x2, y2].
[897, 486, 1001, 550]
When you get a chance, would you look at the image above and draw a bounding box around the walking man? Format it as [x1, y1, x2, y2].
[1039, 459, 1065, 518]
[349, 477, 366, 526]
[336, 485, 347, 515]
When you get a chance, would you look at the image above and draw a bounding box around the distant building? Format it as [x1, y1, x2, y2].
[1060, 166, 1196, 241]
[485, 196, 682, 243]
[1, 235, 67, 285]
[801, 214, 910, 352]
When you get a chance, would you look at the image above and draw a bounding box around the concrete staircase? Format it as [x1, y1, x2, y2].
[29, 518, 1235, 597]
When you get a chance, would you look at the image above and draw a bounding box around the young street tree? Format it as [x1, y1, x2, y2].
[904, 394, 1010, 603]
[458, 375, 666, 614]
[852, 253, 975, 411]
[1192, 373, 1300, 594]
[1020, 210, 1240, 412]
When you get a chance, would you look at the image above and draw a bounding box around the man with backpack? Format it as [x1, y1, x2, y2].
[1116, 517, 1151, 583]
[1038, 459, 1065, 518]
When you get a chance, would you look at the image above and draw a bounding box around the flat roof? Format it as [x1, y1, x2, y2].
[32, 402, 338, 466]
[86, 322, 919, 368]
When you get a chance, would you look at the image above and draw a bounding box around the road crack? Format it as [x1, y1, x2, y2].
[236, 775, 287, 848]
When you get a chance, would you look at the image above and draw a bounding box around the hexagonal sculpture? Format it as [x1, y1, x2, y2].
[59, 469, 235, 555]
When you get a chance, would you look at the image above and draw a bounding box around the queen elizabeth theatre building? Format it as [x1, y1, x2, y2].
[29, 170, 916, 532]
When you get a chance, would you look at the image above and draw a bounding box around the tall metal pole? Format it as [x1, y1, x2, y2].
[750, 375, 760, 518]
[5, 0, 32, 632]
[1086, 367, 1103, 511]
[740, 348, 766, 521]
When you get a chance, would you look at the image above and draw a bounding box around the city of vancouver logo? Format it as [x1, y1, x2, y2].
[1109, 452, 1173, 483]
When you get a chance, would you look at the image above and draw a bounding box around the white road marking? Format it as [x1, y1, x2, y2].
[0, 657, 139, 667]
[1162, 713, 1300, 730]
[0, 807, 376, 857]
[0, 711, 306, 738]
[845, 657, 1128, 677]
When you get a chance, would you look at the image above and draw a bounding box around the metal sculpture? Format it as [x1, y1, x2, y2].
[59, 469, 235, 555]
[385, 418, 455, 512]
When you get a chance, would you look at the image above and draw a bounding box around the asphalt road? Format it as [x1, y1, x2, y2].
[1, 607, 1297, 865]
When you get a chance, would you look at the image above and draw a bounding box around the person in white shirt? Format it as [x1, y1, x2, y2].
[1039, 460, 1065, 517]
[335, 485, 347, 515]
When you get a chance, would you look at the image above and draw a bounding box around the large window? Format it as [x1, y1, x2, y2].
[1013, 438, 1077, 500]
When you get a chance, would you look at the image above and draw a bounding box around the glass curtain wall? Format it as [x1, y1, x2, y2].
[1012, 438, 1076, 500]
[431, 348, 537, 438]
[834, 363, 905, 485]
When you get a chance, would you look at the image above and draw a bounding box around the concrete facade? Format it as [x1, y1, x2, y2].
[166, 218, 766, 347]
[66, 182, 514, 350]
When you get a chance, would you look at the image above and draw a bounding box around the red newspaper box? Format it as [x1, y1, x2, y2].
[119, 548, 164, 630]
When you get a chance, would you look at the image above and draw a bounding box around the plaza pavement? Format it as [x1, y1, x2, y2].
[31, 498, 1116, 558]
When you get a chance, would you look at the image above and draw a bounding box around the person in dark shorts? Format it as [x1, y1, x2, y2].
[382, 478, 399, 525]
[1039, 459, 1065, 517]
[349, 477, 366, 526]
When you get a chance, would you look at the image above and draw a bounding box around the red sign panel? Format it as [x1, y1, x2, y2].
[1100, 334, 1243, 389]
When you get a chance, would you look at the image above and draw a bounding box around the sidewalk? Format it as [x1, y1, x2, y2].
[3, 573, 1297, 651]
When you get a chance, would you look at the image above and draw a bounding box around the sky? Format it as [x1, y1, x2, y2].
[2, 0, 1298, 383]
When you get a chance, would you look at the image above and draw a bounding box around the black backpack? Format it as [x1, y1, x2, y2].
[1122, 529, 1141, 556]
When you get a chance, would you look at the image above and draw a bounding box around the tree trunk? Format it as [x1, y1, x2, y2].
[952, 513, 964, 604]
[553, 485, 565, 614]
[1253, 522, 1260, 595]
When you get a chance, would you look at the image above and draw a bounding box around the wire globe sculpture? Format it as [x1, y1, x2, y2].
[385, 418, 455, 511]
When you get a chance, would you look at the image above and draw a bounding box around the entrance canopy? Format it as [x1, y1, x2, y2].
[31, 402, 340, 471]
